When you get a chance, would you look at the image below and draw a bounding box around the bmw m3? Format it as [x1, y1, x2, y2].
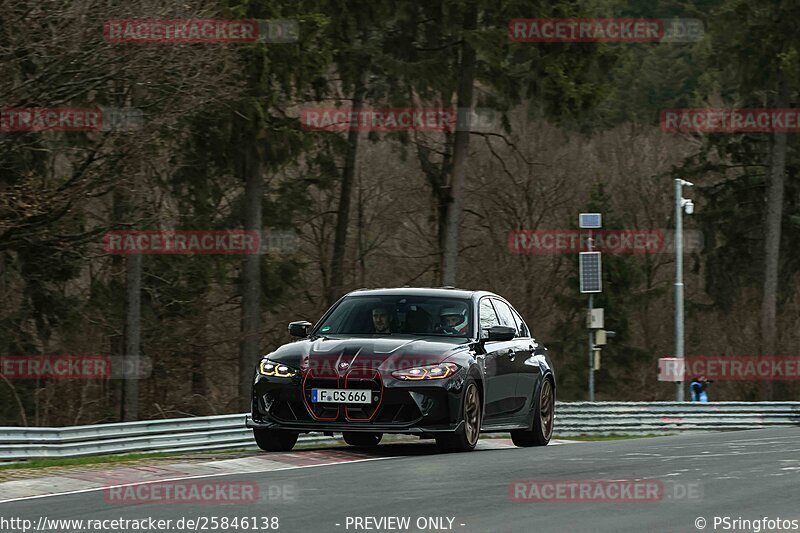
[246, 287, 555, 452]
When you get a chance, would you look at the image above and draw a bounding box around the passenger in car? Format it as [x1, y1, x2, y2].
[371, 306, 392, 334]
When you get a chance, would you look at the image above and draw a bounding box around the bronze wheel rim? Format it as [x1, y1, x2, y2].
[464, 383, 481, 445]
[540, 379, 554, 440]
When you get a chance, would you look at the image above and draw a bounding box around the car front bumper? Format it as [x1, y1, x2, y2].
[249, 367, 468, 434]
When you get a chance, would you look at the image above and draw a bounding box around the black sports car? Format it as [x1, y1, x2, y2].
[246, 287, 555, 452]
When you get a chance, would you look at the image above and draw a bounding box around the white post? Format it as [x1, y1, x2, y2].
[675, 179, 685, 402]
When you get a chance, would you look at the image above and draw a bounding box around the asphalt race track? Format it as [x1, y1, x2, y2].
[1, 428, 799, 533]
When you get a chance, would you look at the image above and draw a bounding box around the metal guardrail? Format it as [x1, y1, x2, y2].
[1, 402, 798, 460]
[554, 402, 800, 435]
[0, 415, 277, 460]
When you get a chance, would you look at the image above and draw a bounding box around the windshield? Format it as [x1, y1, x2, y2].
[314, 295, 473, 337]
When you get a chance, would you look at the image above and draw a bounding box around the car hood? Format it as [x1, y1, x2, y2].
[265, 335, 471, 376]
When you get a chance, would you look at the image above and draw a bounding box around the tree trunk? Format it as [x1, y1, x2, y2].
[413, 137, 450, 285]
[117, 179, 141, 422]
[760, 81, 788, 401]
[357, 170, 366, 287]
[437, 195, 449, 285]
[239, 150, 263, 411]
[328, 76, 366, 305]
[111, 187, 125, 420]
[441, 6, 477, 286]
[122, 251, 141, 421]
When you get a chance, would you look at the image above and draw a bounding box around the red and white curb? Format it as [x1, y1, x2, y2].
[0, 438, 575, 504]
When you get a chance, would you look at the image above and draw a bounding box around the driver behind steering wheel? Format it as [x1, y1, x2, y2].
[436, 304, 468, 335]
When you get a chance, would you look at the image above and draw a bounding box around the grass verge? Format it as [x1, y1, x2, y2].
[0, 451, 199, 471]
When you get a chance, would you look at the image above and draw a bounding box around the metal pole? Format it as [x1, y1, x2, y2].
[588, 294, 594, 402]
[588, 232, 595, 402]
[675, 179, 684, 402]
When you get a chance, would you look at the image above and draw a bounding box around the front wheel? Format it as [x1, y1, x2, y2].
[342, 432, 382, 447]
[511, 377, 554, 447]
[253, 428, 298, 452]
[436, 378, 482, 452]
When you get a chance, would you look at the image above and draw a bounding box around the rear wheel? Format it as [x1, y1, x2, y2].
[436, 378, 481, 452]
[342, 432, 383, 447]
[253, 428, 298, 452]
[511, 377, 554, 447]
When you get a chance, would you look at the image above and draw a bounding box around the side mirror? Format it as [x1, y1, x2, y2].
[485, 325, 516, 342]
[288, 320, 312, 338]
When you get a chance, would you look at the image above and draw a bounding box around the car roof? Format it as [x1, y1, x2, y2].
[344, 287, 494, 300]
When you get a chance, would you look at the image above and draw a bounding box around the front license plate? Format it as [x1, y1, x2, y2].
[311, 388, 372, 404]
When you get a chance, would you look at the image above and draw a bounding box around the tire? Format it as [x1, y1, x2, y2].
[436, 378, 482, 452]
[511, 376, 554, 447]
[342, 432, 383, 447]
[253, 428, 298, 452]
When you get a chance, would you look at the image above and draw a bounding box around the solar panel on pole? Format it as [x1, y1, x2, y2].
[579, 251, 602, 293]
[579, 213, 602, 229]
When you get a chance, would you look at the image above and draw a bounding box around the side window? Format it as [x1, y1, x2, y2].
[492, 299, 519, 337]
[511, 308, 530, 338]
[479, 298, 500, 336]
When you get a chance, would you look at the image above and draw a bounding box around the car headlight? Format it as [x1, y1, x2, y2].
[259, 359, 297, 378]
[392, 362, 459, 380]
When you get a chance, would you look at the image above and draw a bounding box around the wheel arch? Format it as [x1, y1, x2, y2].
[467, 364, 485, 407]
[523, 369, 556, 427]
[543, 369, 556, 396]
